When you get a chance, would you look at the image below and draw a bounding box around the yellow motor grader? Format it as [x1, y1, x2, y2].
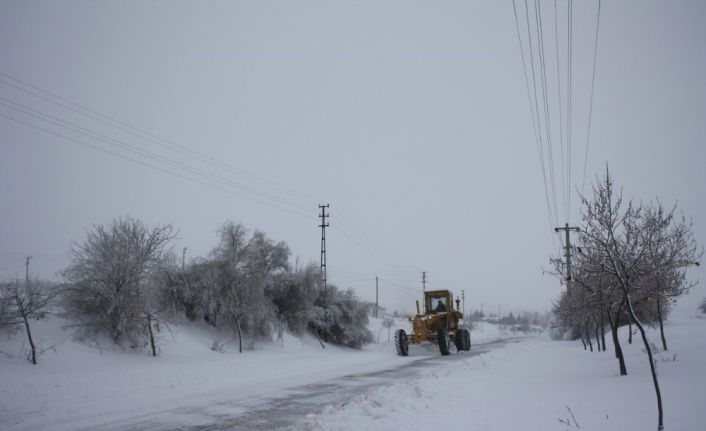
[394, 289, 471, 356]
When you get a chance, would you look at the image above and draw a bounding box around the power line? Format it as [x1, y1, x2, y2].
[328, 207, 417, 272]
[554, 0, 567, 221]
[0, 112, 314, 220]
[0, 98, 314, 213]
[0, 71, 421, 275]
[0, 71, 320, 206]
[378, 278, 420, 294]
[566, 0, 574, 213]
[513, 0, 562, 253]
[534, 0, 560, 227]
[581, 0, 602, 198]
[0, 72, 423, 279]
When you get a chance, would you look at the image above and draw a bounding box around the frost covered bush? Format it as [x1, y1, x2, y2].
[62, 217, 176, 349]
[317, 286, 374, 349]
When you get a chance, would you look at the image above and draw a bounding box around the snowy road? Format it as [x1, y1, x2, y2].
[97, 340, 506, 431]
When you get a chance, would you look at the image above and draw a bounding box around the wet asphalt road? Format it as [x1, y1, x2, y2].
[109, 339, 509, 431]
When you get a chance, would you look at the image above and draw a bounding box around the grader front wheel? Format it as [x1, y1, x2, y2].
[437, 326, 450, 356]
[395, 329, 409, 356]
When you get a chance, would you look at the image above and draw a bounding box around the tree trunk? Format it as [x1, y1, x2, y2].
[657, 297, 668, 351]
[626, 294, 664, 430]
[580, 331, 587, 350]
[595, 324, 602, 352]
[235, 317, 243, 353]
[21, 312, 37, 365]
[628, 313, 633, 344]
[584, 323, 593, 352]
[600, 311, 607, 353]
[608, 311, 627, 375]
[147, 314, 157, 357]
[314, 329, 326, 349]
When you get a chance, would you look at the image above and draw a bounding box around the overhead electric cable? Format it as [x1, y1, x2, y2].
[554, 0, 567, 221]
[0, 71, 421, 275]
[566, 0, 574, 215]
[513, 0, 561, 253]
[534, 0, 560, 227]
[0, 72, 320, 206]
[0, 98, 314, 213]
[581, 0, 602, 197]
[0, 112, 314, 220]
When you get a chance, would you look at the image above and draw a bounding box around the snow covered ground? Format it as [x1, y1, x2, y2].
[302, 314, 706, 431]
[0, 315, 497, 430]
[1, 314, 703, 430]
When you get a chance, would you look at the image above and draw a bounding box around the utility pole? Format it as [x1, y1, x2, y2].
[555, 223, 581, 288]
[421, 271, 427, 313]
[182, 247, 187, 271]
[461, 289, 466, 316]
[480, 303, 484, 333]
[25, 256, 32, 286]
[375, 276, 379, 318]
[319, 204, 330, 296]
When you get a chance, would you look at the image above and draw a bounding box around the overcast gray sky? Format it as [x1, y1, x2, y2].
[1, 0, 704, 314]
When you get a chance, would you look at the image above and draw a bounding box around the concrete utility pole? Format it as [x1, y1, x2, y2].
[555, 223, 581, 288]
[421, 271, 428, 313]
[375, 276, 379, 318]
[481, 303, 484, 333]
[25, 256, 32, 286]
[461, 289, 466, 316]
[182, 247, 187, 271]
[319, 204, 330, 296]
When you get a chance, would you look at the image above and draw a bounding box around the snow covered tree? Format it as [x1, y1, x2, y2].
[700, 297, 706, 314]
[0, 278, 55, 364]
[576, 167, 701, 431]
[62, 216, 176, 352]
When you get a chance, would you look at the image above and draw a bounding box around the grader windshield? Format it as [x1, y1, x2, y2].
[426, 291, 450, 314]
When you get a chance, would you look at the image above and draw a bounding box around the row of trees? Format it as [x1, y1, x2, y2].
[1, 217, 374, 363]
[551, 168, 702, 431]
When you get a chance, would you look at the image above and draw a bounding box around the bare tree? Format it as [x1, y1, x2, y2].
[62, 216, 176, 353]
[0, 279, 55, 364]
[579, 168, 701, 431]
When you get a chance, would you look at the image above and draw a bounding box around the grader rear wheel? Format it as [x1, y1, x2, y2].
[454, 328, 471, 352]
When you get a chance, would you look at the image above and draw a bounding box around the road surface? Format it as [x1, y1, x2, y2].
[89, 339, 510, 431]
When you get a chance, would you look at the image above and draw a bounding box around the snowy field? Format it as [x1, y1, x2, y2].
[302, 314, 706, 431]
[1, 314, 704, 430]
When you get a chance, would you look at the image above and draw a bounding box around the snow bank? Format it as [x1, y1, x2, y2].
[301, 314, 706, 431]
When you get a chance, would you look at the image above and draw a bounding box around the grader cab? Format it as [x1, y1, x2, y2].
[394, 289, 471, 356]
